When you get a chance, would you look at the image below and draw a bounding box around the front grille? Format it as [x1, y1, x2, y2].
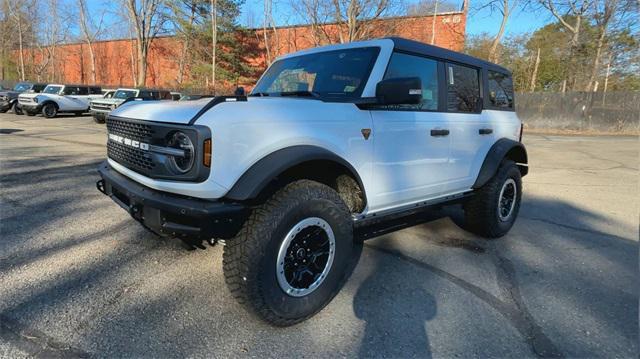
[19, 97, 34, 103]
[106, 117, 155, 142]
[91, 103, 112, 111]
[107, 140, 155, 171]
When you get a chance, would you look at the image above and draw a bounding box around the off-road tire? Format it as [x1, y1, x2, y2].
[94, 116, 105, 124]
[12, 102, 23, 115]
[0, 108, 7, 113]
[223, 179, 358, 326]
[462, 160, 522, 238]
[42, 103, 57, 118]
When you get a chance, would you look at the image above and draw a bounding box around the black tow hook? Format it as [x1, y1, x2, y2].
[96, 179, 106, 195]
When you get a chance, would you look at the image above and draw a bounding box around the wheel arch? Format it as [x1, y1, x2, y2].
[41, 100, 59, 109]
[473, 138, 528, 189]
[225, 145, 367, 211]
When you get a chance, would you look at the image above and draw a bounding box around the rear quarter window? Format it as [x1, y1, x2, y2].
[446, 63, 481, 113]
[488, 71, 514, 109]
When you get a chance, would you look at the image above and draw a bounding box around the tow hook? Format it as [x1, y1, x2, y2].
[96, 179, 106, 194]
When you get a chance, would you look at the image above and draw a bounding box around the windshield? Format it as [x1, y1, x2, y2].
[114, 90, 137, 99]
[13, 83, 31, 92]
[43, 86, 62, 94]
[252, 47, 379, 99]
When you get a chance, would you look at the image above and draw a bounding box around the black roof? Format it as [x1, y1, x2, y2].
[386, 37, 511, 75]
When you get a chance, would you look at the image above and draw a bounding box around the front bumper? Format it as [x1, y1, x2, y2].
[97, 161, 248, 240]
[19, 103, 42, 112]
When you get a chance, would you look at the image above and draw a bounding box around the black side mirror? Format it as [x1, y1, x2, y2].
[234, 86, 245, 96]
[375, 77, 422, 105]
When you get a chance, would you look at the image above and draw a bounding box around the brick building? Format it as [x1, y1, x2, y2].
[15, 10, 466, 90]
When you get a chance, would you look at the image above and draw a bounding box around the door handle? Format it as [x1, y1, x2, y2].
[430, 129, 450, 137]
[479, 128, 493, 135]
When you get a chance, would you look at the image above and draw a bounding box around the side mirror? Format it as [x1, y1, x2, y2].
[234, 86, 245, 96]
[376, 77, 422, 105]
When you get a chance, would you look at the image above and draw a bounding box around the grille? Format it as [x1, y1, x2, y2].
[107, 140, 155, 171]
[91, 103, 112, 111]
[106, 117, 155, 142]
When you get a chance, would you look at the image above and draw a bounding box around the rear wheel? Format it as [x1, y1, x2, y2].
[223, 180, 359, 326]
[42, 103, 58, 118]
[462, 160, 522, 238]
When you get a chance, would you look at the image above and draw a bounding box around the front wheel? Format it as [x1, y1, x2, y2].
[12, 102, 23, 115]
[223, 180, 359, 326]
[462, 160, 522, 238]
[42, 103, 58, 118]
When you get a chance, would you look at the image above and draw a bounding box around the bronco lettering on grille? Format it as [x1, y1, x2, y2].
[108, 133, 149, 150]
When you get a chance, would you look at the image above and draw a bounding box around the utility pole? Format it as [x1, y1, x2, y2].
[431, 0, 438, 45]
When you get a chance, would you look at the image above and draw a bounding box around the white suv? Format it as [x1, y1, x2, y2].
[19, 84, 103, 117]
[96, 37, 528, 326]
[90, 88, 175, 123]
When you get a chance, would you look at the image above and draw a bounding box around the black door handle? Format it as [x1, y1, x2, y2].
[479, 128, 493, 135]
[430, 129, 450, 137]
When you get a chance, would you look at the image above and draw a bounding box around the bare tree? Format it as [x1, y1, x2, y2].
[585, 0, 622, 91]
[78, 0, 105, 84]
[124, 0, 168, 86]
[211, 0, 217, 91]
[7, 0, 26, 80]
[332, 0, 397, 43]
[477, 0, 522, 62]
[289, 0, 335, 45]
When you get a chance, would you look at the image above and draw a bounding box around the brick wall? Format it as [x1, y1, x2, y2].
[16, 12, 466, 90]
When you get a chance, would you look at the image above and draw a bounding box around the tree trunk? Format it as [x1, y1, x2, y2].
[137, 45, 147, 87]
[263, 0, 272, 65]
[488, 0, 510, 63]
[16, 13, 25, 81]
[530, 47, 540, 92]
[430, 0, 438, 45]
[211, 0, 217, 93]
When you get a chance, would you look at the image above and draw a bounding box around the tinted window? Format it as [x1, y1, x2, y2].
[78, 87, 89, 95]
[33, 84, 46, 92]
[447, 63, 480, 112]
[488, 71, 514, 109]
[253, 47, 380, 99]
[382, 52, 439, 110]
[114, 90, 137, 99]
[63, 87, 80, 95]
[90, 87, 102, 94]
[139, 91, 151, 99]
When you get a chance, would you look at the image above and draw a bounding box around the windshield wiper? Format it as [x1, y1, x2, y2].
[278, 90, 321, 99]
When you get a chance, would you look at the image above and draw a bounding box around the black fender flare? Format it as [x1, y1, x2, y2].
[40, 100, 59, 109]
[473, 138, 528, 189]
[225, 145, 366, 202]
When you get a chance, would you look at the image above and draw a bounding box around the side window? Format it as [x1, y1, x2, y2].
[381, 52, 439, 110]
[447, 63, 480, 112]
[63, 87, 79, 95]
[78, 87, 89, 95]
[90, 87, 102, 95]
[488, 71, 514, 109]
[139, 91, 150, 99]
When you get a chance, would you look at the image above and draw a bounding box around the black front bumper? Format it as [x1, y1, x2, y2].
[97, 161, 248, 240]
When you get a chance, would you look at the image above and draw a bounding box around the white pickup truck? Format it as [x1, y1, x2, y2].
[96, 37, 528, 326]
[19, 84, 103, 117]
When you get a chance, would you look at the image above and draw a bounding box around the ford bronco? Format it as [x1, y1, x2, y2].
[0, 82, 47, 115]
[90, 88, 176, 123]
[96, 37, 527, 326]
[19, 84, 103, 117]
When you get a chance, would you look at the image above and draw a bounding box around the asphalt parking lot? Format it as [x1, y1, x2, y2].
[0, 112, 637, 358]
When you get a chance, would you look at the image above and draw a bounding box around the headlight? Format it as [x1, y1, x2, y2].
[33, 97, 39, 103]
[111, 104, 117, 109]
[167, 131, 195, 173]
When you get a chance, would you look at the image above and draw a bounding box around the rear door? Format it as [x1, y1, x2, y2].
[445, 63, 490, 193]
[368, 52, 451, 212]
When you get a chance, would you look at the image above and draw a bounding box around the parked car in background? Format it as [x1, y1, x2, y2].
[18, 84, 103, 118]
[170, 92, 182, 101]
[90, 88, 175, 123]
[0, 82, 47, 115]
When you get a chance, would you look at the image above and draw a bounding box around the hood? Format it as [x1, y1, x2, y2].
[111, 98, 212, 124]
